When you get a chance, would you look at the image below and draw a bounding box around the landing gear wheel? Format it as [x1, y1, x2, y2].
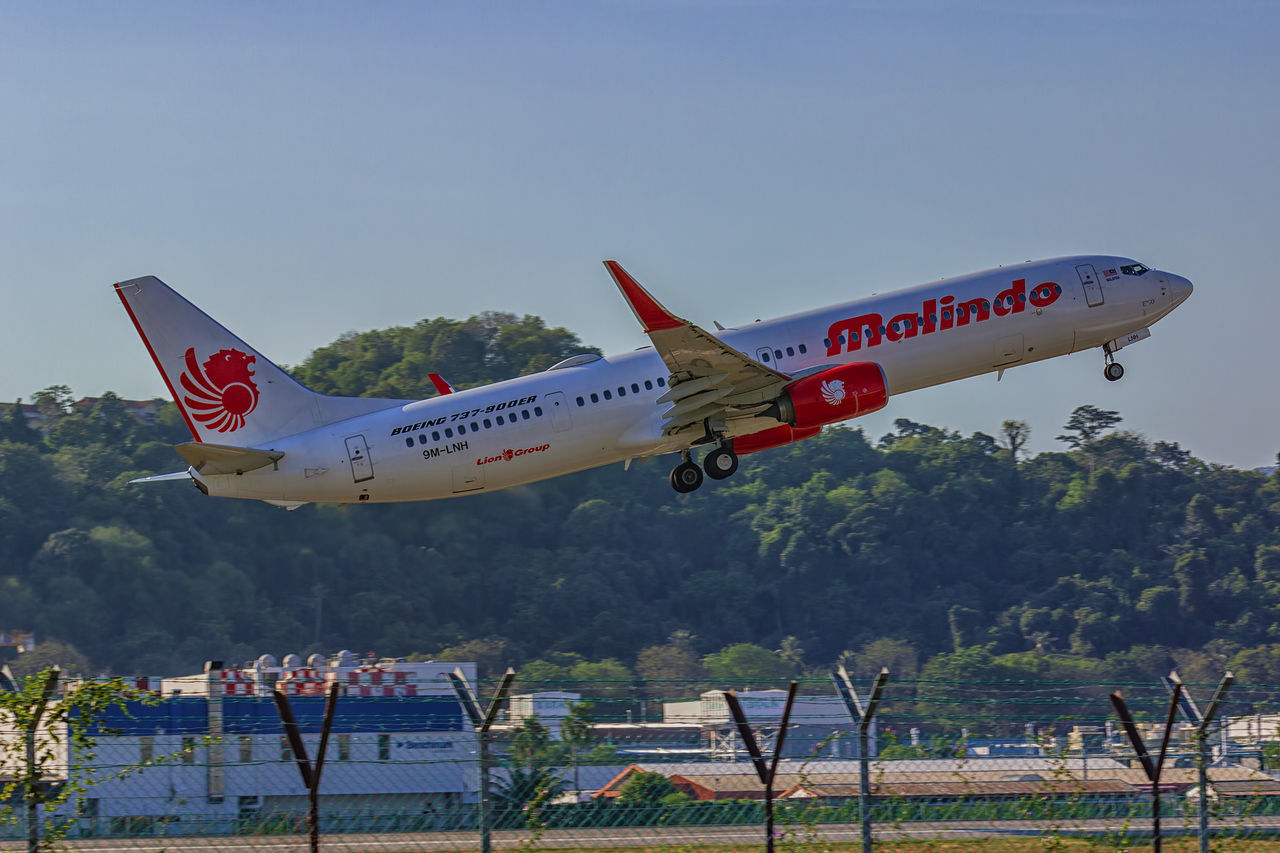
[1104, 362, 1125, 382]
[703, 446, 739, 480]
[670, 460, 704, 493]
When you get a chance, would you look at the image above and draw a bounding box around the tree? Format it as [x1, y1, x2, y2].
[561, 701, 595, 795]
[637, 639, 706, 699]
[496, 717, 568, 822]
[0, 668, 153, 851]
[702, 643, 790, 686]
[999, 419, 1031, 461]
[616, 770, 684, 805]
[1056, 405, 1122, 449]
[6, 640, 93, 679]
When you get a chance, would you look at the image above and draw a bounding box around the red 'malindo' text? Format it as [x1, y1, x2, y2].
[825, 279, 1061, 357]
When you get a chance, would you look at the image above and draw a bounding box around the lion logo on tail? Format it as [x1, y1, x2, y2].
[180, 347, 260, 433]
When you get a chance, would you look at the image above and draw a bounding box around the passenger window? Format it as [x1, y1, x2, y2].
[657, 377, 666, 387]
[522, 410, 530, 420]
[644, 380, 653, 390]
[483, 418, 492, 428]
[496, 415, 504, 425]
[471, 422, 479, 431]
[445, 427, 454, 438]
[786, 346, 794, 357]
[419, 435, 427, 445]
[457, 424, 466, 434]
[405, 438, 413, 448]
[798, 343, 807, 354]
[631, 383, 639, 393]
[617, 386, 626, 397]
[432, 431, 440, 441]
[576, 396, 585, 407]
[824, 338, 831, 348]
[761, 351, 770, 362]
[534, 406, 543, 416]
[603, 390, 612, 400]
[774, 349, 783, 359]
[591, 392, 599, 403]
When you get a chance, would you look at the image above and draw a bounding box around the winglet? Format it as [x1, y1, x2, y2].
[604, 261, 687, 333]
[428, 373, 456, 395]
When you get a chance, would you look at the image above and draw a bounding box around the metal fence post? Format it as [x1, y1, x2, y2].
[832, 666, 889, 853]
[1111, 683, 1182, 853]
[449, 667, 515, 853]
[273, 681, 339, 853]
[723, 681, 797, 853]
[1166, 669, 1234, 853]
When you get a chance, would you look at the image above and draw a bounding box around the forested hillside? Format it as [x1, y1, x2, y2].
[4, 310, 1280, 691]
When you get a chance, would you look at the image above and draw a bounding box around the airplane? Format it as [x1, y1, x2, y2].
[116, 255, 1193, 507]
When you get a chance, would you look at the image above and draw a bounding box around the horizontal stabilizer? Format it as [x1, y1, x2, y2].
[129, 470, 195, 485]
[174, 442, 285, 475]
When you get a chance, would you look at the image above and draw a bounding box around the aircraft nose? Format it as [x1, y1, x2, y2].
[1166, 273, 1193, 306]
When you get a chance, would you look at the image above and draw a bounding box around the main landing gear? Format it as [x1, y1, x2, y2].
[1102, 344, 1124, 382]
[669, 443, 740, 493]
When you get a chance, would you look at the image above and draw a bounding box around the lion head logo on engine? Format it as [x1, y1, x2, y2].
[820, 379, 846, 406]
[179, 347, 260, 433]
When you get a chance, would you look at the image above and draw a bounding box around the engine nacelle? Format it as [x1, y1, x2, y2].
[734, 424, 821, 456]
[772, 362, 888, 429]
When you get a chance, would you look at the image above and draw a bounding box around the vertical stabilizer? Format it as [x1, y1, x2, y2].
[115, 276, 401, 446]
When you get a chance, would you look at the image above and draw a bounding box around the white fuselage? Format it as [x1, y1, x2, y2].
[194, 255, 1190, 504]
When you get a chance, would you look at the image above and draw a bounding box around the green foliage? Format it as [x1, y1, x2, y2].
[616, 770, 682, 804]
[6, 311, 1280, 696]
[0, 668, 155, 846]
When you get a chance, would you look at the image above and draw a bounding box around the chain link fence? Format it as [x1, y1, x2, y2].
[8, 674, 1280, 850]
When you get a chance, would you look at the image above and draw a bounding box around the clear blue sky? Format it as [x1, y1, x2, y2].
[3, 1, 1276, 467]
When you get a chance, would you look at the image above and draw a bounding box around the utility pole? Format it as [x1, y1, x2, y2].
[832, 665, 890, 853]
[448, 667, 515, 853]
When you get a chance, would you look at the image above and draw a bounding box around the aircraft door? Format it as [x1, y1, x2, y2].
[755, 347, 775, 365]
[344, 435, 375, 483]
[544, 391, 572, 432]
[1077, 264, 1104, 307]
[994, 333, 1024, 367]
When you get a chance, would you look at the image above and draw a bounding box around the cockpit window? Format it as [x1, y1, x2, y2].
[1120, 263, 1150, 276]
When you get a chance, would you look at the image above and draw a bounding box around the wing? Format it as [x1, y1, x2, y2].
[604, 261, 791, 440]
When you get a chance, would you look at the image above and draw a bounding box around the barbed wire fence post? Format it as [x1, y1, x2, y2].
[272, 680, 339, 853]
[831, 665, 889, 853]
[1111, 680, 1182, 853]
[448, 666, 515, 853]
[723, 680, 797, 853]
[1166, 668, 1234, 853]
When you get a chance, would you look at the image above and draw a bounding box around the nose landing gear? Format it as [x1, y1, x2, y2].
[1102, 343, 1124, 382]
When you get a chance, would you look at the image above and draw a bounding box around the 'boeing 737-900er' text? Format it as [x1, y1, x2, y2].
[116, 256, 1192, 508]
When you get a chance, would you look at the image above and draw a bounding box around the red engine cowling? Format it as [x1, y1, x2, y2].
[734, 424, 822, 456]
[774, 362, 888, 429]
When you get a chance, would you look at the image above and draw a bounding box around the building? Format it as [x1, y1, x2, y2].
[2, 652, 481, 839]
